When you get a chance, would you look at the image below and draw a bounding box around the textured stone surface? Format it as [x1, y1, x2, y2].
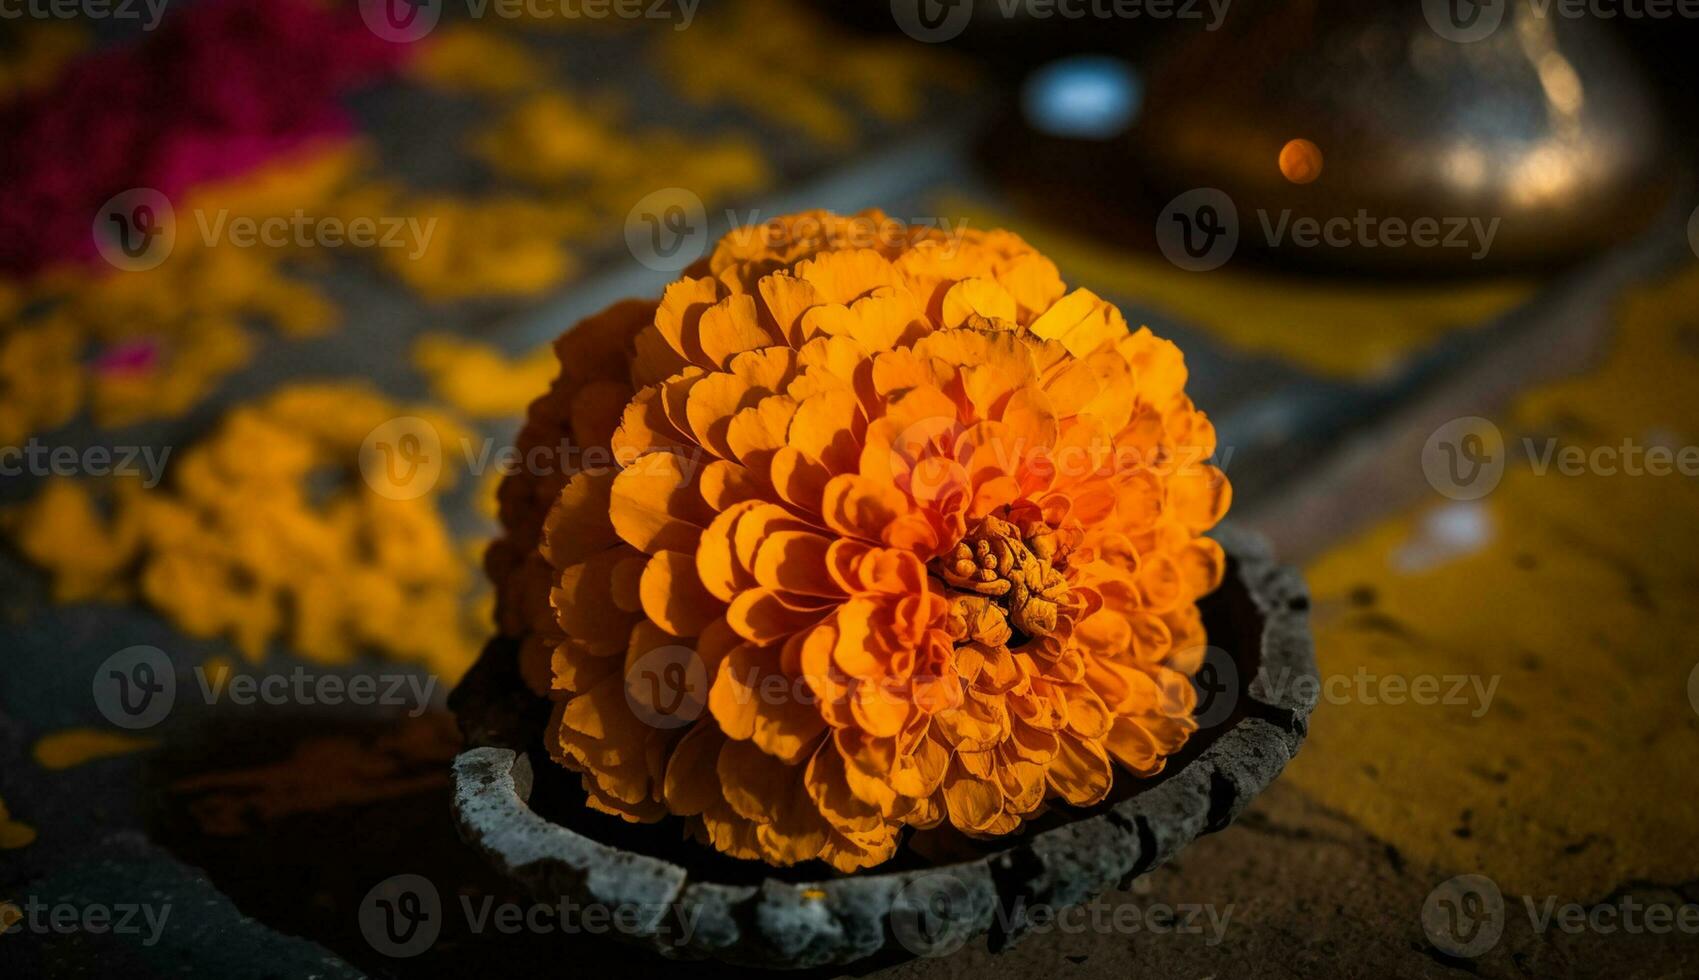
[449, 525, 1317, 968]
[0, 832, 362, 978]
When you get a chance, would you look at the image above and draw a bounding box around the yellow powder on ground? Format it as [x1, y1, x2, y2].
[941, 196, 1535, 380]
[1290, 265, 1699, 898]
[32, 730, 158, 770]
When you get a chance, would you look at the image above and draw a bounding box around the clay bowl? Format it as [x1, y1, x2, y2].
[448, 525, 1317, 968]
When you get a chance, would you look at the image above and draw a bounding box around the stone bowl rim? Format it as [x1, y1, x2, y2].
[449, 523, 1318, 967]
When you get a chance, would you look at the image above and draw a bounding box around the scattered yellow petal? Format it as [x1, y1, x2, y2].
[4, 383, 484, 678]
[32, 729, 157, 770]
[0, 796, 36, 850]
[407, 23, 544, 94]
[412, 333, 558, 418]
[656, 0, 972, 145]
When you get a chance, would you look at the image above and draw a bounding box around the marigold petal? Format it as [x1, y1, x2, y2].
[758, 272, 825, 347]
[821, 474, 911, 544]
[726, 588, 830, 645]
[942, 756, 1004, 832]
[752, 529, 841, 597]
[696, 500, 761, 602]
[1046, 734, 1113, 806]
[609, 451, 713, 553]
[640, 550, 726, 636]
[940, 277, 1017, 328]
[698, 293, 777, 368]
[663, 720, 726, 815]
[541, 470, 619, 568]
[656, 276, 721, 364]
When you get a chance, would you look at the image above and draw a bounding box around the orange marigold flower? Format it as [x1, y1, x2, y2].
[489, 210, 1231, 872]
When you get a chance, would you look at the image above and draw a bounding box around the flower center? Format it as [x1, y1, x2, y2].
[933, 513, 1071, 643]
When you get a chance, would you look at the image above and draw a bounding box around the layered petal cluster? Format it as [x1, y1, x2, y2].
[487, 211, 1231, 872]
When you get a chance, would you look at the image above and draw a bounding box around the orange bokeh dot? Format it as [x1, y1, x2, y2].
[1279, 139, 1324, 184]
